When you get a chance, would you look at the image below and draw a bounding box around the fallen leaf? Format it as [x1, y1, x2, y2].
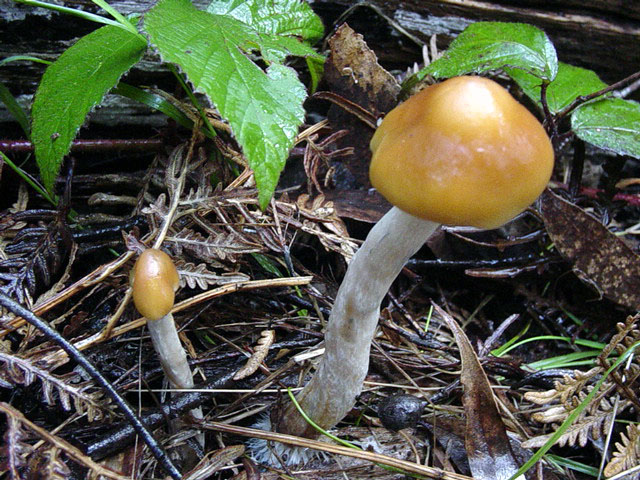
[323, 23, 400, 188]
[436, 305, 523, 480]
[540, 189, 640, 309]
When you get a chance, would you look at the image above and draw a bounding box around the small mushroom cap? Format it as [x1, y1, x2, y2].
[132, 249, 179, 321]
[370, 76, 554, 229]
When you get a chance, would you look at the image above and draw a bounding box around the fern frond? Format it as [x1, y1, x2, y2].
[0, 408, 32, 479]
[36, 447, 71, 480]
[169, 228, 262, 262]
[0, 352, 108, 421]
[604, 424, 640, 477]
[177, 261, 249, 290]
[524, 367, 601, 405]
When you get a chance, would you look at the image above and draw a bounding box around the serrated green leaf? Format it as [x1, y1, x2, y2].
[571, 98, 640, 159]
[424, 21, 557, 81]
[31, 26, 146, 193]
[507, 62, 607, 113]
[145, 0, 310, 208]
[207, 0, 324, 42]
[206, 0, 325, 65]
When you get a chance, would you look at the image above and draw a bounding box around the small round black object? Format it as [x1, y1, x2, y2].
[378, 394, 426, 431]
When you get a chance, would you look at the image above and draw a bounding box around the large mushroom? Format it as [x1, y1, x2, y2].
[273, 76, 554, 440]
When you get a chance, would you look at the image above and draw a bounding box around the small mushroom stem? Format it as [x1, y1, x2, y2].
[146, 313, 194, 390]
[275, 207, 438, 438]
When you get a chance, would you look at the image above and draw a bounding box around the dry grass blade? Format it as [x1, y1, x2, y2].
[0, 402, 128, 480]
[201, 421, 473, 480]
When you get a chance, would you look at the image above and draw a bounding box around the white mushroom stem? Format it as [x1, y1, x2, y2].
[275, 207, 439, 438]
[147, 313, 194, 390]
[147, 312, 204, 445]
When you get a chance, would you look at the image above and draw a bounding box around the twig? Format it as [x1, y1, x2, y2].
[0, 138, 164, 153]
[38, 276, 314, 366]
[0, 292, 183, 480]
[201, 421, 474, 480]
[557, 70, 640, 119]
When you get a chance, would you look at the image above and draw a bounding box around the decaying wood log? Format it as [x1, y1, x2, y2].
[1, 0, 638, 129]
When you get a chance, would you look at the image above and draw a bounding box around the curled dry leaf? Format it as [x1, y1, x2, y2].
[323, 23, 400, 187]
[234, 330, 275, 380]
[435, 304, 523, 480]
[540, 189, 640, 309]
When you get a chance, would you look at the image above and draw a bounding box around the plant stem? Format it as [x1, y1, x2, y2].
[275, 207, 438, 438]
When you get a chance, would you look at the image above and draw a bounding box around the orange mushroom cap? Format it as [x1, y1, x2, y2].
[370, 76, 554, 229]
[132, 249, 180, 321]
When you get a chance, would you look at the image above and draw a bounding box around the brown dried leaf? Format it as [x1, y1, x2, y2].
[436, 305, 522, 480]
[541, 189, 640, 309]
[234, 330, 275, 380]
[324, 23, 400, 187]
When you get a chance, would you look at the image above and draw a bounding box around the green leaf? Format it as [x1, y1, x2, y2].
[571, 98, 640, 159]
[31, 26, 146, 193]
[207, 0, 324, 64]
[145, 0, 313, 208]
[0, 83, 31, 139]
[424, 21, 557, 81]
[112, 83, 195, 131]
[207, 0, 324, 42]
[507, 62, 607, 113]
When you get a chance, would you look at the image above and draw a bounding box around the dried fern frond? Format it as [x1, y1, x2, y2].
[604, 424, 640, 477]
[524, 367, 602, 405]
[0, 403, 127, 480]
[169, 228, 263, 263]
[0, 407, 32, 478]
[177, 261, 249, 290]
[602, 314, 640, 359]
[0, 352, 108, 421]
[31, 447, 71, 480]
[180, 184, 214, 207]
[234, 329, 275, 380]
[524, 391, 619, 448]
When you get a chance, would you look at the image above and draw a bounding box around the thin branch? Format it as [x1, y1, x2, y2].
[557, 70, 640, 119]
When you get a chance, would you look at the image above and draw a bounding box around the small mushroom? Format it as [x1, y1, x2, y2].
[132, 248, 193, 390]
[274, 76, 554, 439]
